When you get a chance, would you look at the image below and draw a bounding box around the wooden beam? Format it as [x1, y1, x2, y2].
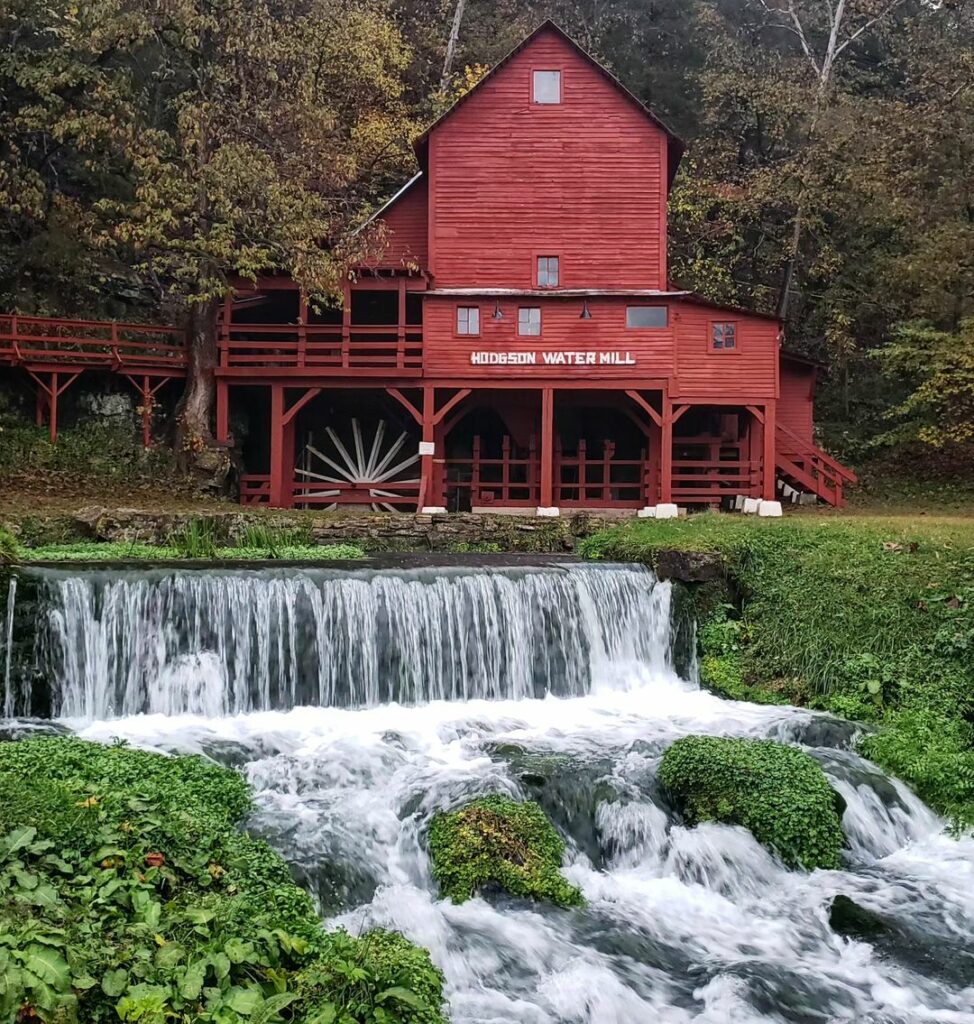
[432, 387, 471, 426]
[625, 389, 662, 427]
[763, 400, 776, 501]
[540, 387, 554, 508]
[281, 386, 322, 427]
[672, 404, 691, 424]
[745, 404, 765, 425]
[660, 400, 673, 504]
[386, 387, 423, 425]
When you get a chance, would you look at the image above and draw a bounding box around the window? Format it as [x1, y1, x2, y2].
[518, 307, 541, 336]
[537, 256, 559, 287]
[712, 321, 737, 350]
[457, 306, 480, 335]
[533, 70, 561, 104]
[626, 306, 668, 328]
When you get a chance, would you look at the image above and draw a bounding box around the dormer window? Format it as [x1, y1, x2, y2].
[537, 256, 559, 287]
[533, 70, 561, 104]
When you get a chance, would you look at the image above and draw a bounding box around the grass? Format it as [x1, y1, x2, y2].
[581, 513, 974, 827]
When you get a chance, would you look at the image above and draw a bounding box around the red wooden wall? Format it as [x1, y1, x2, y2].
[370, 178, 428, 269]
[779, 357, 816, 441]
[424, 30, 667, 290]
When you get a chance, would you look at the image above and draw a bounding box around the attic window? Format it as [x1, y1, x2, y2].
[537, 256, 559, 287]
[533, 70, 561, 104]
[712, 322, 737, 350]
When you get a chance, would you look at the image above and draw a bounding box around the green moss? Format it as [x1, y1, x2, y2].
[659, 736, 845, 870]
[427, 795, 584, 908]
[21, 540, 366, 562]
[0, 737, 445, 1024]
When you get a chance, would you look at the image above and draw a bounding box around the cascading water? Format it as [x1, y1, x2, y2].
[24, 563, 673, 719]
[5, 560, 974, 1022]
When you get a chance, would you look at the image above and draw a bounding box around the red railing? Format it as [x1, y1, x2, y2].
[555, 440, 647, 507]
[671, 458, 761, 502]
[775, 424, 857, 507]
[447, 435, 540, 508]
[220, 323, 422, 374]
[0, 314, 186, 371]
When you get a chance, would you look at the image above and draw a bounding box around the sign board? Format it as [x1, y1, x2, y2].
[469, 351, 636, 366]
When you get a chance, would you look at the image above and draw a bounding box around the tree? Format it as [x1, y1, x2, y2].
[103, 0, 415, 468]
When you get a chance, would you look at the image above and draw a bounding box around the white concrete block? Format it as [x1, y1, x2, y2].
[637, 506, 657, 518]
[418, 441, 435, 456]
[799, 492, 818, 506]
[421, 506, 447, 515]
[742, 497, 760, 515]
[655, 503, 679, 520]
[536, 506, 560, 517]
[758, 500, 783, 517]
[734, 494, 745, 511]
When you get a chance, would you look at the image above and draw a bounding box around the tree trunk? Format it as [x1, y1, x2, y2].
[175, 295, 225, 482]
[440, 0, 466, 92]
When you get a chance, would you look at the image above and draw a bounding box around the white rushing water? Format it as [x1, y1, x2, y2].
[8, 562, 974, 1022]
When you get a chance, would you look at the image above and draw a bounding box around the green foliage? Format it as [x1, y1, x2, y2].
[22, 540, 366, 563]
[581, 513, 974, 826]
[659, 736, 845, 870]
[167, 519, 222, 559]
[873, 319, 974, 450]
[0, 421, 183, 491]
[427, 795, 583, 908]
[0, 528, 18, 565]
[0, 738, 445, 1024]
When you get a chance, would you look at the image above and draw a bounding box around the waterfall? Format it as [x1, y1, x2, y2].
[2, 574, 16, 717]
[23, 563, 674, 719]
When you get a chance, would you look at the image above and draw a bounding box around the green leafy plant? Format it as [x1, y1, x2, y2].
[167, 518, 221, 558]
[0, 738, 445, 1024]
[659, 736, 846, 870]
[0, 527, 19, 564]
[427, 795, 583, 908]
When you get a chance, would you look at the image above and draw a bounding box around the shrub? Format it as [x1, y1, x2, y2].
[0, 526, 19, 564]
[0, 737, 445, 1024]
[427, 795, 583, 908]
[659, 736, 845, 870]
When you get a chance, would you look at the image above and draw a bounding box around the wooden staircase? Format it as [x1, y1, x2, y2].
[775, 423, 857, 507]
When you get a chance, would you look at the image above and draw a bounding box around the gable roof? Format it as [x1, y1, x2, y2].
[412, 20, 685, 187]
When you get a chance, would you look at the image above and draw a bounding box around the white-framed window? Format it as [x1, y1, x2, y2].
[626, 305, 668, 328]
[533, 70, 561, 104]
[457, 306, 480, 335]
[537, 256, 559, 287]
[712, 321, 737, 350]
[518, 307, 541, 336]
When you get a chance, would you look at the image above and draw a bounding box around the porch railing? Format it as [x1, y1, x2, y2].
[0, 314, 186, 370]
[555, 439, 646, 507]
[219, 323, 422, 374]
[447, 435, 540, 508]
[670, 458, 761, 502]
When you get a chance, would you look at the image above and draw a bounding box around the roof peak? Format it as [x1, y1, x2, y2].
[413, 19, 684, 184]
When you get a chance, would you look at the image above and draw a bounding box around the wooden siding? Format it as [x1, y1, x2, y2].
[423, 295, 673, 380]
[372, 179, 428, 268]
[779, 359, 816, 441]
[672, 300, 779, 400]
[428, 29, 666, 290]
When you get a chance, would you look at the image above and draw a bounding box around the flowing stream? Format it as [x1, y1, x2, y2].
[2, 562, 973, 1022]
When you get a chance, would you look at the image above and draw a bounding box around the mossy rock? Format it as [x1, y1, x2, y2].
[658, 736, 845, 870]
[427, 795, 584, 907]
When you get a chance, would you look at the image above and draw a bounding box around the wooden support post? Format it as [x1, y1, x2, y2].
[419, 385, 434, 511]
[48, 372, 59, 444]
[140, 375, 152, 449]
[660, 399, 673, 504]
[397, 276, 407, 369]
[269, 384, 286, 508]
[763, 399, 777, 501]
[216, 380, 230, 444]
[341, 281, 351, 369]
[540, 387, 554, 509]
[748, 409, 762, 496]
[297, 291, 308, 368]
[220, 293, 232, 368]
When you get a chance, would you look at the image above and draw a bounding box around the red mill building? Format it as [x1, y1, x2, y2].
[0, 23, 854, 513]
